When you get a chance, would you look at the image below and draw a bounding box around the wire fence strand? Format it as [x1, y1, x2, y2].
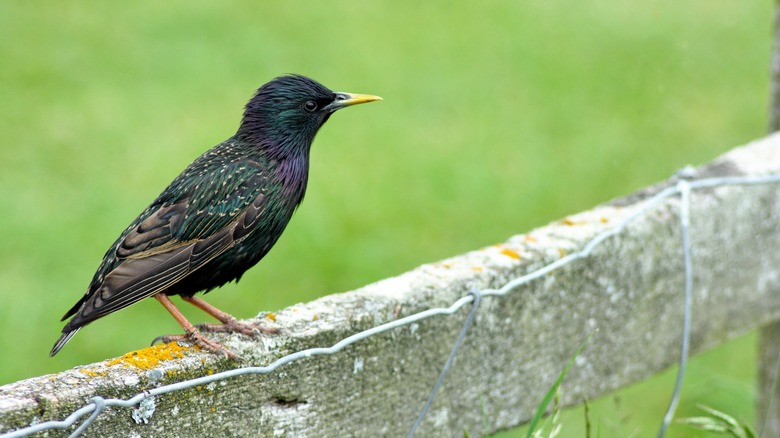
[657, 179, 693, 437]
[4, 172, 780, 438]
[408, 289, 483, 437]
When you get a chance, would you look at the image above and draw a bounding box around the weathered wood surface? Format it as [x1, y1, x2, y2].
[2, 134, 780, 437]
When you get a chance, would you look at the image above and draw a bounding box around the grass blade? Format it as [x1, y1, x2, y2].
[525, 332, 593, 438]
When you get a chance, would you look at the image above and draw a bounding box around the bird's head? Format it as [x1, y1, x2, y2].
[237, 75, 381, 157]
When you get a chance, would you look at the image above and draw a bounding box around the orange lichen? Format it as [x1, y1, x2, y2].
[500, 248, 521, 260]
[106, 342, 195, 370]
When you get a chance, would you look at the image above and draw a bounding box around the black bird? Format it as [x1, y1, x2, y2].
[51, 75, 381, 358]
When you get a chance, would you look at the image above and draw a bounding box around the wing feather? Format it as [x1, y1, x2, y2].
[60, 156, 273, 331]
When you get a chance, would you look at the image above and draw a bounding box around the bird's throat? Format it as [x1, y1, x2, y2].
[278, 155, 310, 206]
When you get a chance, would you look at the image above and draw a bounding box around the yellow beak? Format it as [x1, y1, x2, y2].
[328, 92, 383, 111]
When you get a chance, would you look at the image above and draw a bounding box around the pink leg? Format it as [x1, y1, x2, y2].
[153, 293, 240, 360]
[182, 295, 279, 336]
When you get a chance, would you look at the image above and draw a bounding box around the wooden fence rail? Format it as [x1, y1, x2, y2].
[2, 134, 780, 437]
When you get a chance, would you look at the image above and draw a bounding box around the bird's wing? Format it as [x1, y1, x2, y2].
[62, 158, 273, 328]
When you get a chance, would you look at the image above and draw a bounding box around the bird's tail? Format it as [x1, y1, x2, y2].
[50, 328, 80, 357]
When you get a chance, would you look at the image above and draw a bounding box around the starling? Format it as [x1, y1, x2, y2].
[50, 75, 381, 359]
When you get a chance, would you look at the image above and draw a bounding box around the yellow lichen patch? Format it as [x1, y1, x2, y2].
[500, 248, 521, 260]
[79, 368, 107, 378]
[471, 266, 484, 272]
[210, 406, 216, 413]
[265, 312, 277, 321]
[524, 235, 537, 243]
[564, 218, 591, 226]
[207, 369, 214, 375]
[558, 248, 568, 257]
[312, 314, 319, 321]
[106, 342, 195, 370]
[600, 216, 609, 223]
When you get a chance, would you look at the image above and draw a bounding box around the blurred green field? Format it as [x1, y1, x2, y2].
[0, 1, 771, 436]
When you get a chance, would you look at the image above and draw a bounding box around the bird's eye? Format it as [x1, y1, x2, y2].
[304, 101, 318, 112]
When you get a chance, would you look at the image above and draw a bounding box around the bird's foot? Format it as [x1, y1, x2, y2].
[152, 330, 242, 360]
[196, 317, 279, 338]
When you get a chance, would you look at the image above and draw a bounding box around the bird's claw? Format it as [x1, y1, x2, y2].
[151, 331, 243, 361]
[196, 318, 278, 338]
[151, 334, 171, 346]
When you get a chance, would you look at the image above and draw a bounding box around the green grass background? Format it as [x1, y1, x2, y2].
[0, 1, 771, 436]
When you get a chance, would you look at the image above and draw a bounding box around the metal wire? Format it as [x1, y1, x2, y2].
[657, 180, 693, 437]
[4, 172, 780, 438]
[408, 289, 483, 437]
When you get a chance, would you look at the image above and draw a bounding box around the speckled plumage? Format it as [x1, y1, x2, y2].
[51, 75, 380, 356]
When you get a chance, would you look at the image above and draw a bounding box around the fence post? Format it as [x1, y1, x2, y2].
[758, 2, 780, 434]
[768, 0, 780, 132]
[758, 322, 780, 436]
